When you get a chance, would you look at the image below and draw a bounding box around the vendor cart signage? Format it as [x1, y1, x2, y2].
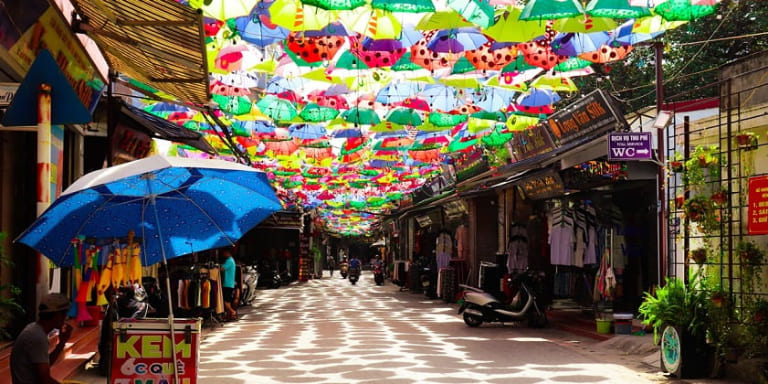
[517, 169, 564, 200]
[506, 123, 556, 161]
[545, 89, 628, 146]
[453, 148, 489, 182]
[748, 175, 768, 235]
[607, 132, 653, 161]
[111, 318, 201, 384]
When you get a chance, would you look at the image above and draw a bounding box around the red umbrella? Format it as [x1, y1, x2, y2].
[464, 42, 517, 71]
[579, 43, 634, 63]
[308, 93, 350, 110]
[210, 79, 252, 96]
[350, 35, 408, 68]
[395, 97, 431, 112]
[517, 23, 567, 70]
[286, 33, 347, 63]
[410, 30, 460, 72]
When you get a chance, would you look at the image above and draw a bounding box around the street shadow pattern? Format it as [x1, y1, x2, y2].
[198, 272, 658, 383]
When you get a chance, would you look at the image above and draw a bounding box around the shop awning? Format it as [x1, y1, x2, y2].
[120, 101, 216, 154]
[70, 0, 209, 104]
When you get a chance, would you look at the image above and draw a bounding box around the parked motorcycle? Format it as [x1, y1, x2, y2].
[240, 264, 260, 306]
[373, 264, 384, 285]
[348, 267, 360, 285]
[339, 261, 349, 278]
[256, 262, 281, 289]
[458, 269, 548, 328]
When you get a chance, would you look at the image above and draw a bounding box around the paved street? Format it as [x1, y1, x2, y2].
[73, 271, 743, 383]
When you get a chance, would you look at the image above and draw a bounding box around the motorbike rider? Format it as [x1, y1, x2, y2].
[348, 255, 361, 271]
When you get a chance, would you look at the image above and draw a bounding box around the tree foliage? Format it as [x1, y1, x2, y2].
[565, 0, 768, 112]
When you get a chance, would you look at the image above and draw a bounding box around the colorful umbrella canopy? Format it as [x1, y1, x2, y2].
[446, 0, 495, 29]
[371, 0, 435, 12]
[301, 0, 366, 10]
[256, 95, 299, 121]
[299, 102, 340, 121]
[654, 0, 718, 21]
[427, 28, 489, 53]
[519, 0, 585, 21]
[585, 0, 651, 19]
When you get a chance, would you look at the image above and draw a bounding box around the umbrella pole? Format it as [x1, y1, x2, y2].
[148, 192, 180, 384]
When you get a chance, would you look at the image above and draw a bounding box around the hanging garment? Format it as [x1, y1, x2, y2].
[506, 223, 528, 273]
[454, 224, 468, 259]
[435, 231, 453, 269]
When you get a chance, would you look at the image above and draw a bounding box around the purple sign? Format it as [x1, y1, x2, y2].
[608, 132, 652, 161]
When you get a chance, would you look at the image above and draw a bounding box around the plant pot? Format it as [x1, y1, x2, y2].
[670, 161, 684, 173]
[735, 134, 758, 150]
[660, 325, 710, 379]
[711, 191, 727, 205]
[689, 249, 707, 265]
[596, 319, 612, 334]
[675, 195, 685, 209]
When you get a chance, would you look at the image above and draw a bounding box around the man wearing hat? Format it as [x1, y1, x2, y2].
[11, 293, 73, 384]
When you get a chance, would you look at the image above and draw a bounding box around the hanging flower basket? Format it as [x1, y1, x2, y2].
[711, 189, 728, 205]
[737, 240, 764, 265]
[735, 132, 759, 151]
[670, 161, 684, 173]
[683, 195, 712, 223]
[675, 195, 685, 209]
[689, 248, 707, 265]
[710, 291, 727, 308]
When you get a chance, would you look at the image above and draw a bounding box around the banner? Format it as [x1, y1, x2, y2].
[544, 89, 628, 146]
[748, 175, 768, 235]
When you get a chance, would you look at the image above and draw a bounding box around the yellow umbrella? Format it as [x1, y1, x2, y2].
[530, 75, 578, 92]
[485, 7, 549, 42]
[340, 7, 402, 39]
[189, 0, 257, 21]
[269, 0, 338, 31]
[552, 14, 617, 33]
[633, 14, 688, 34]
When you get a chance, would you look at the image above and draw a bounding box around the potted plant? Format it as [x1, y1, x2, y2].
[638, 271, 711, 378]
[736, 240, 764, 266]
[689, 247, 707, 265]
[683, 195, 712, 223]
[711, 188, 728, 205]
[734, 132, 759, 150]
[670, 151, 685, 173]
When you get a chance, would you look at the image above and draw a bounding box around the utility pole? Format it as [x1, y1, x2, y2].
[655, 41, 667, 284]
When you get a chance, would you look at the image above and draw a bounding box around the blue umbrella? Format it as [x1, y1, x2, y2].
[552, 32, 611, 57]
[16, 155, 282, 267]
[427, 27, 488, 53]
[421, 84, 462, 111]
[233, 15, 289, 47]
[472, 88, 517, 112]
[289, 123, 328, 139]
[612, 18, 664, 45]
[517, 88, 561, 107]
[376, 82, 423, 104]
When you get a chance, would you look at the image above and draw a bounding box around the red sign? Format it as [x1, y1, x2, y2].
[111, 318, 201, 384]
[748, 175, 768, 235]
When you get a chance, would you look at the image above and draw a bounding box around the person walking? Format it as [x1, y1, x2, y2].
[11, 293, 73, 384]
[327, 255, 336, 277]
[221, 248, 238, 321]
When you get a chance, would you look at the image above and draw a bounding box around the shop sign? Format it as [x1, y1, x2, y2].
[607, 132, 652, 161]
[111, 123, 152, 164]
[518, 169, 564, 200]
[0, 83, 18, 107]
[5, 4, 105, 113]
[748, 175, 768, 235]
[453, 148, 489, 182]
[111, 318, 201, 384]
[545, 89, 628, 146]
[506, 123, 556, 161]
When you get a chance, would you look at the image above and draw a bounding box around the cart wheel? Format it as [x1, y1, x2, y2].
[660, 325, 682, 377]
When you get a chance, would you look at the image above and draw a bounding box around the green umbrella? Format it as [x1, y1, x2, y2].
[392, 53, 424, 71]
[448, 136, 477, 152]
[256, 95, 298, 121]
[342, 107, 381, 125]
[335, 51, 371, 70]
[370, 121, 408, 136]
[212, 94, 253, 115]
[585, 0, 651, 19]
[519, 0, 585, 21]
[371, 0, 435, 13]
[416, 121, 452, 132]
[429, 112, 468, 127]
[654, 0, 717, 21]
[471, 110, 506, 122]
[502, 53, 537, 73]
[299, 102, 340, 122]
[446, 0, 494, 29]
[481, 128, 513, 147]
[301, 0, 365, 10]
[485, 7, 548, 43]
[553, 57, 592, 72]
[386, 108, 423, 126]
[416, 10, 474, 30]
[451, 57, 477, 75]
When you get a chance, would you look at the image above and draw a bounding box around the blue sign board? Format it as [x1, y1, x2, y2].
[608, 132, 653, 161]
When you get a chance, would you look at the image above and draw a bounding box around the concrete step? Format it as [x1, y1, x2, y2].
[547, 310, 614, 342]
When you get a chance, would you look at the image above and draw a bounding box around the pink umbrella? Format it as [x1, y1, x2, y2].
[210, 80, 252, 96]
[394, 97, 431, 111]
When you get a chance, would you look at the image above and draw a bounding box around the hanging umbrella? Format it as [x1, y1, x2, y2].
[552, 14, 617, 33]
[256, 95, 299, 121]
[485, 7, 548, 43]
[518, 26, 568, 70]
[415, 10, 475, 30]
[552, 31, 611, 57]
[653, 0, 717, 21]
[632, 14, 688, 34]
[446, 0, 495, 29]
[519, 0, 585, 21]
[516, 88, 561, 106]
[341, 7, 402, 39]
[269, 0, 337, 31]
[342, 107, 381, 125]
[302, 0, 366, 10]
[386, 108, 423, 126]
[428, 112, 468, 127]
[299, 102, 341, 121]
[289, 123, 328, 139]
[210, 79, 252, 96]
[472, 87, 517, 111]
[530, 75, 578, 92]
[612, 18, 664, 45]
[464, 41, 518, 71]
[212, 94, 253, 115]
[553, 57, 592, 72]
[285, 32, 347, 63]
[578, 42, 634, 63]
[350, 36, 408, 68]
[370, 121, 409, 138]
[427, 28, 489, 53]
[371, 0, 435, 12]
[233, 14, 289, 47]
[376, 82, 424, 104]
[585, 0, 651, 18]
[420, 84, 462, 112]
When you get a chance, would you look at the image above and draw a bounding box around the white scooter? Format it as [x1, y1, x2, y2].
[458, 269, 548, 328]
[240, 265, 260, 306]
